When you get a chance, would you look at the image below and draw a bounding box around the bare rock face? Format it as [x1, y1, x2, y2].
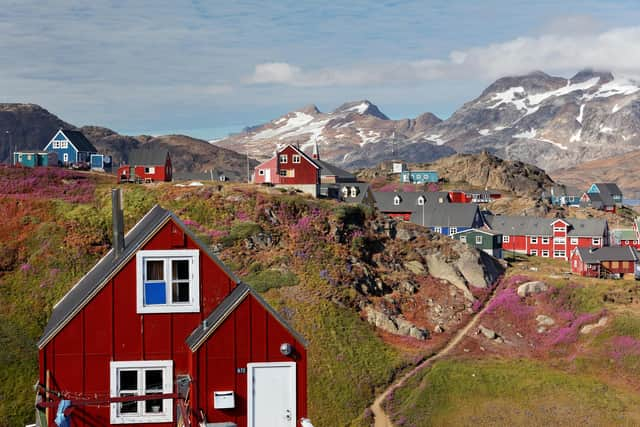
[364, 306, 430, 340]
[517, 281, 548, 298]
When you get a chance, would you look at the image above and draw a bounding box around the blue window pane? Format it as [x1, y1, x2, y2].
[145, 282, 166, 305]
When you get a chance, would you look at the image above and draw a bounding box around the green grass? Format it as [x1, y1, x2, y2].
[389, 358, 640, 426]
[242, 269, 299, 293]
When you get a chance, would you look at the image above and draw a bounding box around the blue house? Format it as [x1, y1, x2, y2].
[43, 129, 97, 166]
[400, 170, 439, 184]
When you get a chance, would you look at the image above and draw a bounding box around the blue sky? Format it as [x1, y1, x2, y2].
[2, 1, 640, 139]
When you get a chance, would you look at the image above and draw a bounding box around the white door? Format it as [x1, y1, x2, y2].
[247, 362, 296, 427]
[265, 169, 271, 183]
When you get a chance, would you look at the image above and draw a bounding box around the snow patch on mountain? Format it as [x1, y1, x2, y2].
[426, 134, 446, 145]
[576, 104, 585, 124]
[570, 129, 582, 142]
[347, 102, 370, 114]
[612, 104, 621, 114]
[513, 128, 537, 139]
[478, 129, 491, 136]
[582, 76, 640, 100]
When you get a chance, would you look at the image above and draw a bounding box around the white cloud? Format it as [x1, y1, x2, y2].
[246, 25, 640, 87]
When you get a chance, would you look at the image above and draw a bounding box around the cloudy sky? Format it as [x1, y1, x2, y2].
[2, 0, 640, 139]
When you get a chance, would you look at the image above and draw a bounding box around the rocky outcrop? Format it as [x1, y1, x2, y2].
[517, 281, 548, 298]
[580, 316, 608, 334]
[364, 306, 430, 340]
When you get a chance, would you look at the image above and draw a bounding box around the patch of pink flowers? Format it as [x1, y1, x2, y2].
[609, 336, 640, 362]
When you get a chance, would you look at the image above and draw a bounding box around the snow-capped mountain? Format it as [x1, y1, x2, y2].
[213, 100, 452, 169]
[213, 70, 640, 171]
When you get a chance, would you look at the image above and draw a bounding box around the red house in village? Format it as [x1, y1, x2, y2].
[118, 148, 173, 183]
[570, 246, 639, 279]
[36, 190, 307, 427]
[253, 143, 355, 197]
[485, 214, 608, 260]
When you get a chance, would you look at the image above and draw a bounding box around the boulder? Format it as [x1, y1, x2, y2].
[517, 281, 548, 298]
[580, 316, 608, 334]
[364, 306, 430, 340]
[455, 250, 503, 289]
[536, 314, 555, 327]
[478, 325, 497, 339]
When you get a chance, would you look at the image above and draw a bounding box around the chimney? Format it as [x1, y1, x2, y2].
[312, 139, 319, 160]
[112, 188, 125, 257]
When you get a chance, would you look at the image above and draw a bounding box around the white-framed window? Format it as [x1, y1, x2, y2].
[136, 250, 200, 314]
[592, 238, 601, 245]
[417, 196, 425, 206]
[350, 187, 357, 197]
[144, 167, 155, 174]
[279, 170, 287, 176]
[341, 187, 349, 196]
[541, 237, 549, 244]
[434, 226, 441, 233]
[553, 250, 566, 258]
[530, 236, 538, 244]
[258, 169, 265, 176]
[53, 141, 60, 148]
[503, 235, 510, 243]
[279, 154, 288, 163]
[475, 235, 483, 244]
[60, 141, 68, 149]
[531, 250, 538, 256]
[460, 235, 467, 243]
[450, 227, 458, 235]
[393, 196, 401, 205]
[554, 237, 566, 244]
[553, 226, 566, 233]
[570, 237, 578, 245]
[110, 360, 173, 424]
[63, 153, 69, 162]
[292, 154, 301, 163]
[542, 250, 549, 257]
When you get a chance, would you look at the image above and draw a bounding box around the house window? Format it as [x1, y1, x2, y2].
[542, 250, 549, 257]
[503, 235, 510, 243]
[279, 154, 288, 163]
[63, 153, 68, 162]
[475, 235, 483, 244]
[530, 236, 538, 244]
[450, 227, 457, 235]
[553, 226, 566, 233]
[434, 227, 441, 233]
[110, 360, 173, 424]
[393, 196, 401, 205]
[341, 187, 349, 197]
[136, 250, 199, 314]
[258, 169, 265, 176]
[570, 237, 578, 245]
[292, 155, 301, 163]
[553, 250, 566, 258]
[612, 261, 619, 269]
[417, 196, 425, 206]
[541, 237, 549, 244]
[279, 170, 287, 176]
[350, 187, 358, 197]
[554, 237, 566, 244]
[144, 167, 155, 174]
[60, 141, 68, 149]
[592, 238, 601, 245]
[530, 250, 538, 256]
[53, 141, 60, 148]
[460, 236, 467, 243]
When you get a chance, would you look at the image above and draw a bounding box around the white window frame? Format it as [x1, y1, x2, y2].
[60, 141, 68, 149]
[541, 237, 549, 244]
[292, 154, 301, 163]
[530, 250, 538, 256]
[450, 227, 458, 235]
[553, 226, 566, 233]
[530, 236, 538, 244]
[554, 237, 566, 244]
[570, 237, 578, 245]
[136, 249, 200, 314]
[279, 170, 287, 177]
[592, 238, 601, 245]
[53, 141, 60, 149]
[553, 250, 566, 258]
[350, 187, 357, 197]
[63, 153, 69, 162]
[503, 235, 510, 243]
[393, 196, 401, 205]
[417, 196, 425, 206]
[110, 360, 173, 424]
[434, 226, 441, 233]
[258, 169, 265, 176]
[460, 235, 467, 243]
[144, 166, 155, 174]
[542, 250, 549, 257]
[279, 154, 288, 163]
[475, 235, 482, 244]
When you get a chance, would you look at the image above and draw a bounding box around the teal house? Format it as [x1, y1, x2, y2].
[13, 151, 57, 167]
[400, 170, 439, 184]
[452, 228, 503, 258]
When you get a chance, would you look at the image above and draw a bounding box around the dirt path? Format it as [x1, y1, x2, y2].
[370, 281, 503, 427]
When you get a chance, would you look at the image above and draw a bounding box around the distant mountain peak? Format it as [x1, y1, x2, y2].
[298, 104, 321, 115]
[333, 100, 389, 120]
[570, 69, 614, 84]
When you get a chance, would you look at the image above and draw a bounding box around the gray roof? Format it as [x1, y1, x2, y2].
[575, 246, 638, 263]
[314, 158, 355, 180]
[593, 183, 622, 196]
[373, 191, 450, 213]
[62, 129, 97, 153]
[453, 227, 501, 236]
[38, 205, 240, 348]
[586, 183, 623, 207]
[485, 214, 607, 237]
[338, 182, 371, 204]
[186, 282, 308, 351]
[410, 203, 482, 228]
[127, 148, 170, 166]
[583, 192, 605, 208]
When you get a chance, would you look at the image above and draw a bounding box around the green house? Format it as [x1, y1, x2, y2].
[452, 228, 503, 258]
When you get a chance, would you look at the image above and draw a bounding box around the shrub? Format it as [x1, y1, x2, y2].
[219, 221, 263, 246]
[243, 269, 298, 293]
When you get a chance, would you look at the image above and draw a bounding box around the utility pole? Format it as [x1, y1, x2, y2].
[246, 150, 250, 183]
[5, 131, 13, 164]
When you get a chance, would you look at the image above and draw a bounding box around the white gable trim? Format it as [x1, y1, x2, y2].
[278, 144, 320, 169]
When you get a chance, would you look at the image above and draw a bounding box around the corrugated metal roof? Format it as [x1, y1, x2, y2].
[410, 203, 481, 228]
[38, 205, 241, 348]
[576, 246, 638, 263]
[485, 214, 607, 237]
[186, 282, 308, 351]
[373, 191, 450, 213]
[127, 148, 169, 166]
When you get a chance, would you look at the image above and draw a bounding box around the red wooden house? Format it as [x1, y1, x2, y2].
[485, 215, 608, 260]
[570, 246, 639, 279]
[118, 149, 172, 183]
[253, 143, 355, 197]
[36, 190, 308, 427]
